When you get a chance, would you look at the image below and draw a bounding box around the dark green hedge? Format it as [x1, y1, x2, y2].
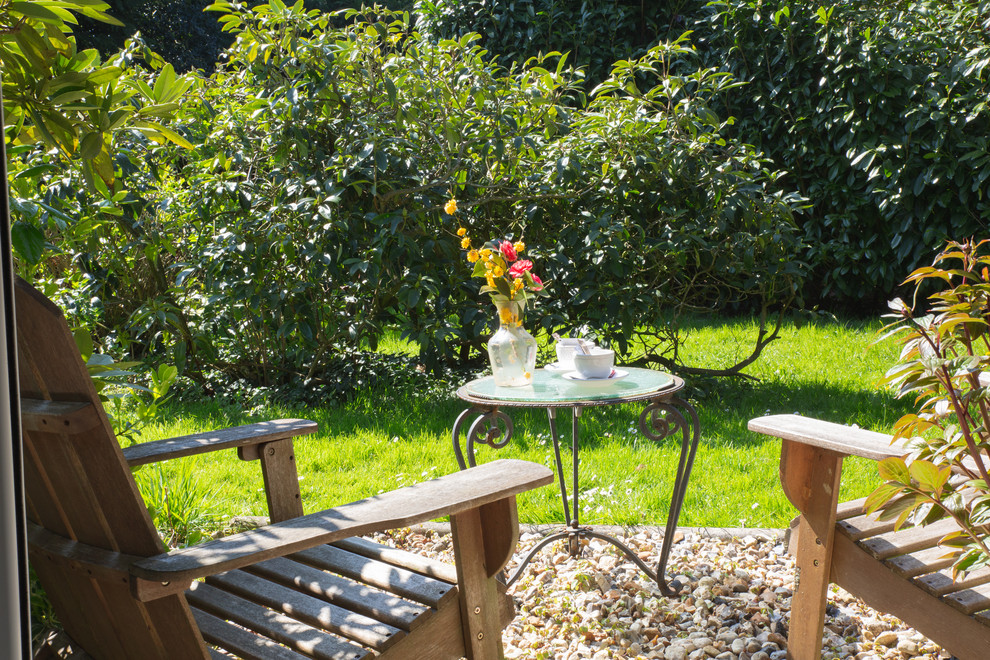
[694, 0, 990, 309]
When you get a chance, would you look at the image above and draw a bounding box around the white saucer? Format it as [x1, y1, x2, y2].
[561, 369, 628, 382]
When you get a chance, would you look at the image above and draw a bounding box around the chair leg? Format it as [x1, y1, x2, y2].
[779, 441, 844, 660]
[788, 513, 835, 660]
[451, 503, 512, 660]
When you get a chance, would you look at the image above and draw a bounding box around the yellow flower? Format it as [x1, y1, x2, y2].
[513, 279, 524, 291]
[484, 260, 494, 270]
[492, 266, 504, 277]
[486, 274, 496, 288]
[461, 237, 471, 249]
[467, 249, 480, 263]
[457, 227, 467, 237]
[514, 241, 525, 254]
[445, 199, 457, 215]
[480, 248, 493, 260]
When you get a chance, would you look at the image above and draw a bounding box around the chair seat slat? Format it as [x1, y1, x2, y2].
[917, 566, 990, 598]
[188, 582, 368, 660]
[249, 556, 429, 632]
[945, 581, 990, 616]
[192, 608, 316, 660]
[292, 544, 455, 609]
[860, 518, 960, 560]
[835, 497, 867, 521]
[838, 514, 898, 542]
[885, 544, 956, 578]
[206, 569, 401, 651]
[332, 536, 458, 584]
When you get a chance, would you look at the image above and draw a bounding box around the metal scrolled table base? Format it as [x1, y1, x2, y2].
[452, 394, 701, 596]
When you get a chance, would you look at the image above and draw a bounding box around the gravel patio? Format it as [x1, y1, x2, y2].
[371, 526, 952, 660]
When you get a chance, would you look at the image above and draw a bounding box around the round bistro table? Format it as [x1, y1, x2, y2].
[451, 367, 701, 594]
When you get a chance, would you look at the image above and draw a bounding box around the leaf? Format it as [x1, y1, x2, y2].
[908, 460, 943, 490]
[877, 457, 911, 484]
[10, 2, 63, 23]
[78, 130, 103, 159]
[572, 288, 596, 306]
[871, 493, 919, 528]
[72, 328, 94, 363]
[132, 120, 194, 149]
[865, 483, 901, 514]
[10, 222, 45, 264]
[152, 63, 176, 103]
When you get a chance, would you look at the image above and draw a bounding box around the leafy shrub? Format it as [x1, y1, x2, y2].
[870, 239, 990, 577]
[15, 3, 805, 392]
[73, 0, 235, 73]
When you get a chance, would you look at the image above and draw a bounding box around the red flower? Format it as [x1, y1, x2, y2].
[531, 273, 543, 290]
[509, 260, 533, 278]
[500, 240, 517, 262]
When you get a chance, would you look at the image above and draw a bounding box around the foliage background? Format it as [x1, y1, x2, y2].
[7, 1, 805, 397]
[418, 0, 990, 310]
[6, 0, 990, 397]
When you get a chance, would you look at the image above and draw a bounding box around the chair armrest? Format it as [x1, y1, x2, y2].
[130, 459, 553, 594]
[121, 419, 318, 467]
[748, 414, 905, 461]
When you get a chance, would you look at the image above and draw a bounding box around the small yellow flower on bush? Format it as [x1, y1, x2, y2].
[514, 241, 525, 254]
[467, 249, 480, 263]
[457, 227, 467, 237]
[461, 237, 471, 249]
[445, 199, 457, 215]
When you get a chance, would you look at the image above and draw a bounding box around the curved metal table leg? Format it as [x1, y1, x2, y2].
[506, 527, 665, 588]
[451, 406, 514, 469]
[639, 395, 702, 595]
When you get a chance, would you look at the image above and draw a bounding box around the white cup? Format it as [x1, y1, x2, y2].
[555, 338, 584, 370]
[573, 348, 614, 379]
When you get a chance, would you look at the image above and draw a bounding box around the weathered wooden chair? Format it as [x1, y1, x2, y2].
[749, 414, 990, 660]
[18, 277, 553, 660]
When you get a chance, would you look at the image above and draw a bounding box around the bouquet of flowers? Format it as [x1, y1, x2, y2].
[448, 198, 547, 385]
[448, 199, 549, 318]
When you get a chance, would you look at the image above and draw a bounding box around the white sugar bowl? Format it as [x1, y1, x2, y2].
[554, 338, 584, 370]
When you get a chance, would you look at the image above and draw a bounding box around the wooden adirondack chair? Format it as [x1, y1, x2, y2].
[749, 414, 990, 660]
[17, 277, 554, 660]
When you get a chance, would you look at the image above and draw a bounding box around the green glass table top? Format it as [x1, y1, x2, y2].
[458, 367, 678, 405]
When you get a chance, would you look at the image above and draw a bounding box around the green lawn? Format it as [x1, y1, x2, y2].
[133, 315, 910, 534]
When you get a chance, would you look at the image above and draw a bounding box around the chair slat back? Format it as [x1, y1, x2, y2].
[17, 279, 208, 659]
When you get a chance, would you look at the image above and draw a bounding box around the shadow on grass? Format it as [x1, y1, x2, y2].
[696, 376, 911, 448]
[162, 373, 911, 457]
